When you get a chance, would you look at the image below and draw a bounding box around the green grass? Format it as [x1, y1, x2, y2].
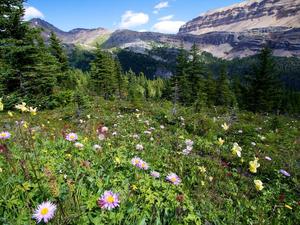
[0, 99, 299, 224]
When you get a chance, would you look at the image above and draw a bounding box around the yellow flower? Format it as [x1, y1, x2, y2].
[23, 121, 28, 129]
[249, 157, 260, 173]
[115, 157, 121, 164]
[231, 142, 242, 157]
[221, 123, 229, 131]
[0, 98, 3, 111]
[201, 181, 205, 186]
[208, 176, 213, 182]
[8, 111, 13, 117]
[29, 107, 37, 116]
[285, 204, 292, 210]
[83, 137, 88, 143]
[217, 137, 225, 146]
[199, 166, 207, 173]
[254, 180, 264, 191]
[15, 102, 29, 112]
[0, 167, 3, 173]
[131, 184, 138, 191]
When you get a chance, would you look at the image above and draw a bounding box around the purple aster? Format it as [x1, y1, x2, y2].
[137, 160, 149, 170]
[32, 201, 57, 223]
[150, 171, 160, 178]
[279, 169, 291, 177]
[131, 157, 141, 166]
[166, 173, 181, 185]
[98, 190, 120, 210]
[0, 131, 11, 140]
[65, 133, 78, 142]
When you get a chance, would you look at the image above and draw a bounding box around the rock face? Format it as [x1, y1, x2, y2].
[179, 0, 300, 35]
[30, 0, 300, 60]
[30, 18, 111, 49]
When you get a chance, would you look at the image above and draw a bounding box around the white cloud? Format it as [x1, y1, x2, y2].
[153, 10, 159, 14]
[24, 6, 44, 21]
[154, 1, 169, 10]
[119, 11, 149, 29]
[158, 15, 174, 21]
[138, 29, 148, 32]
[153, 20, 185, 34]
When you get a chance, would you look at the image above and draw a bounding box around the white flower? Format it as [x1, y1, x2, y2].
[160, 125, 165, 129]
[231, 142, 242, 157]
[185, 139, 194, 147]
[251, 142, 256, 146]
[98, 134, 105, 141]
[221, 123, 230, 131]
[135, 144, 144, 151]
[74, 142, 84, 149]
[93, 144, 102, 150]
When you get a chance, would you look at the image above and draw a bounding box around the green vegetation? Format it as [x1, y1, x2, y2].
[0, 1, 300, 224]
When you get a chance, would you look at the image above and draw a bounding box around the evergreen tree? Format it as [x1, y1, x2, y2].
[49, 31, 69, 72]
[216, 65, 235, 106]
[247, 47, 282, 112]
[114, 58, 125, 99]
[173, 43, 189, 104]
[90, 45, 117, 99]
[205, 71, 216, 107]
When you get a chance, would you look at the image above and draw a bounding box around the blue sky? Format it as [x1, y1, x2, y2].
[25, 0, 243, 33]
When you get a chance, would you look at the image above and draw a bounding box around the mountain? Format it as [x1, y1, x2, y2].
[30, 18, 111, 49]
[29, 0, 300, 59]
[179, 0, 300, 35]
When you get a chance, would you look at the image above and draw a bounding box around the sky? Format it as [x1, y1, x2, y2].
[24, 0, 244, 34]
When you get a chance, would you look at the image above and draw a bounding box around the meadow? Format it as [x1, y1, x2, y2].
[0, 99, 299, 224]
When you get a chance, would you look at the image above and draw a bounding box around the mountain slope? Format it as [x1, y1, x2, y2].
[179, 0, 300, 35]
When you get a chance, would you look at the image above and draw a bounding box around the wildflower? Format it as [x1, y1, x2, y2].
[29, 107, 37, 116]
[217, 137, 225, 146]
[160, 125, 165, 129]
[131, 184, 138, 191]
[8, 111, 13, 117]
[135, 144, 144, 151]
[251, 142, 256, 146]
[112, 131, 117, 136]
[132, 134, 140, 139]
[131, 157, 141, 166]
[15, 102, 29, 112]
[98, 134, 105, 140]
[201, 181, 205, 186]
[32, 201, 57, 223]
[254, 180, 264, 191]
[23, 121, 28, 129]
[0, 98, 3, 111]
[74, 142, 84, 149]
[221, 122, 229, 131]
[279, 169, 291, 177]
[209, 176, 214, 182]
[185, 139, 194, 146]
[144, 131, 151, 135]
[138, 160, 149, 170]
[93, 144, 101, 150]
[65, 133, 78, 142]
[87, 114, 91, 119]
[98, 191, 120, 210]
[265, 156, 272, 161]
[285, 204, 293, 210]
[0, 167, 2, 173]
[182, 146, 192, 155]
[249, 157, 260, 173]
[0, 131, 11, 140]
[166, 173, 181, 185]
[150, 171, 160, 178]
[101, 126, 109, 133]
[115, 157, 121, 164]
[199, 166, 206, 173]
[231, 142, 242, 157]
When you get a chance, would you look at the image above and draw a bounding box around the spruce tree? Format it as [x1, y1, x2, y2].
[205, 71, 216, 107]
[247, 47, 282, 112]
[49, 31, 69, 72]
[90, 46, 117, 99]
[216, 65, 235, 107]
[114, 58, 125, 99]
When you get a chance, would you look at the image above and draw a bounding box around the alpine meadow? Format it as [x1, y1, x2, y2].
[0, 0, 300, 224]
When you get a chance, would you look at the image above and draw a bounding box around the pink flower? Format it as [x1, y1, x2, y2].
[98, 191, 120, 210]
[150, 171, 160, 178]
[0, 131, 11, 140]
[65, 133, 78, 142]
[32, 201, 57, 223]
[166, 173, 181, 185]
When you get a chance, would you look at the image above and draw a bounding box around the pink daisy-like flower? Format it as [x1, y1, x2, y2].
[150, 171, 160, 178]
[166, 173, 181, 185]
[0, 131, 11, 140]
[65, 133, 78, 142]
[32, 201, 57, 223]
[138, 160, 149, 170]
[279, 169, 291, 177]
[98, 190, 120, 210]
[131, 157, 141, 166]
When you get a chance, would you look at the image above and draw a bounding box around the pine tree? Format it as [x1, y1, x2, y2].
[247, 47, 282, 112]
[49, 31, 69, 72]
[90, 46, 117, 99]
[188, 43, 207, 109]
[114, 58, 125, 99]
[216, 65, 235, 107]
[205, 71, 216, 107]
[173, 43, 190, 105]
